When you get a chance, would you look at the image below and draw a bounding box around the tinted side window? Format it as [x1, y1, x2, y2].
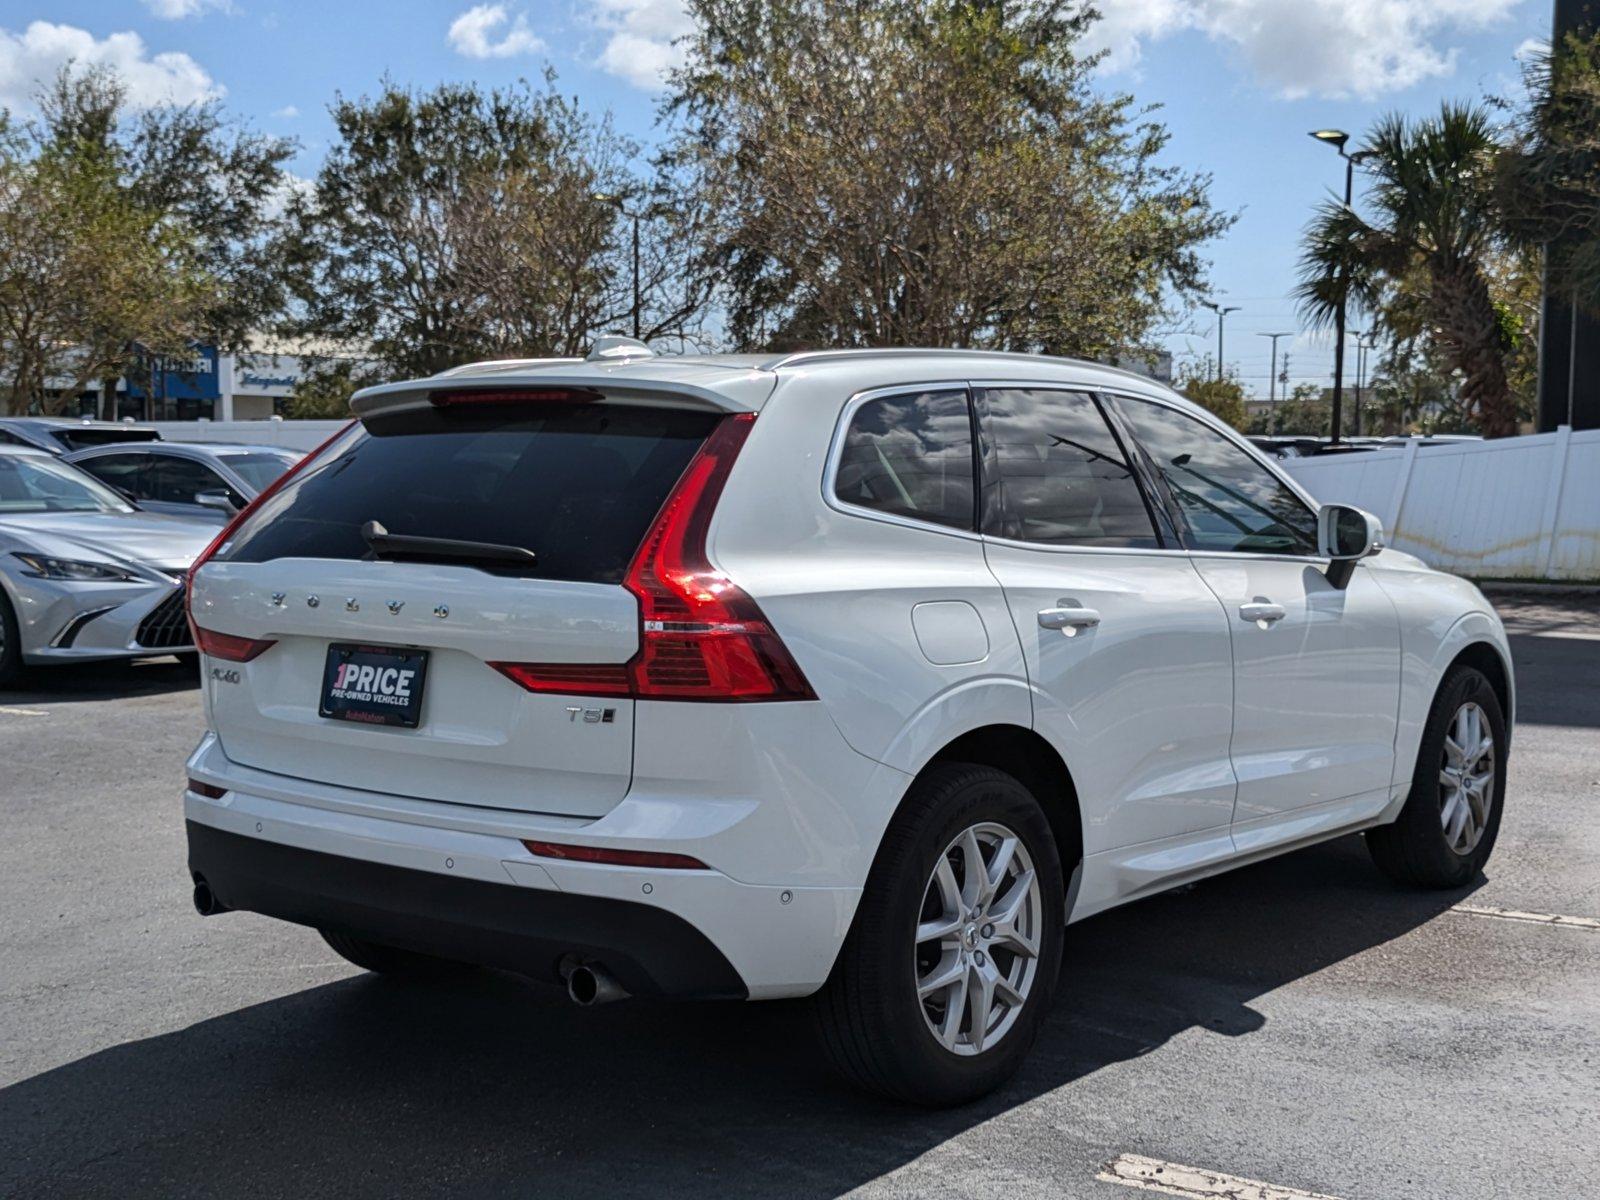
[151, 456, 229, 505]
[77, 453, 152, 498]
[977, 388, 1158, 548]
[1112, 396, 1318, 555]
[834, 390, 975, 531]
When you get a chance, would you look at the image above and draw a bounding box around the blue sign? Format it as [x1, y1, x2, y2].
[126, 344, 221, 401]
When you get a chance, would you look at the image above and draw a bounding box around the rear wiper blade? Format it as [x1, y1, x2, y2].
[360, 520, 537, 569]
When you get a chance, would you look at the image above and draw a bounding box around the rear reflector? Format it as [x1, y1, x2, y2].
[188, 778, 227, 800]
[193, 626, 276, 663]
[521, 839, 709, 871]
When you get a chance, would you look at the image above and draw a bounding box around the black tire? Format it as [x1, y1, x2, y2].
[813, 762, 1065, 1106]
[1367, 664, 1507, 888]
[0, 588, 23, 688]
[320, 929, 472, 978]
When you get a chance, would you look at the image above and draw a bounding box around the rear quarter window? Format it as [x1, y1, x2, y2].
[221, 403, 718, 583]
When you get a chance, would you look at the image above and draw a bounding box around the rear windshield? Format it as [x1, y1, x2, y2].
[221, 403, 717, 583]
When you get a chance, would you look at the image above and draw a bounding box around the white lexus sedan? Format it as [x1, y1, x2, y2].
[0, 446, 213, 684]
[181, 345, 1512, 1105]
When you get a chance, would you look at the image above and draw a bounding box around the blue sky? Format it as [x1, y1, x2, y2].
[1, 1, 1554, 395]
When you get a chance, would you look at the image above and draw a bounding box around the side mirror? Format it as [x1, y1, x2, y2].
[194, 489, 237, 514]
[1318, 503, 1384, 589]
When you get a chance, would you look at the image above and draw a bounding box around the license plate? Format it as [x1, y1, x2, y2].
[319, 644, 429, 728]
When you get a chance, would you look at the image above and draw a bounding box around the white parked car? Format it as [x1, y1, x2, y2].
[183, 345, 1513, 1105]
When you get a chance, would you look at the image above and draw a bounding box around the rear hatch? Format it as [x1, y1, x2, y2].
[191, 396, 722, 817]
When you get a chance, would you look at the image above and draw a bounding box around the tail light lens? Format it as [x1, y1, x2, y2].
[186, 421, 359, 657]
[491, 411, 815, 703]
[193, 627, 276, 662]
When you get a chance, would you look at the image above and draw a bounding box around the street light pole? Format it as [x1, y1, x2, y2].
[1258, 332, 1294, 434]
[1310, 130, 1370, 446]
[1204, 301, 1241, 381]
[1349, 328, 1365, 438]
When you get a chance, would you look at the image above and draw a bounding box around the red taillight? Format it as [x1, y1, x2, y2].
[623, 413, 813, 701]
[492, 412, 815, 703]
[188, 778, 227, 800]
[430, 388, 599, 407]
[193, 626, 276, 663]
[185, 421, 359, 659]
[522, 839, 709, 870]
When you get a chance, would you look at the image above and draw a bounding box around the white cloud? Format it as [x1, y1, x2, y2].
[1091, 0, 1522, 99]
[272, 103, 298, 118]
[447, 5, 545, 60]
[263, 170, 314, 221]
[0, 21, 221, 112]
[588, 0, 693, 90]
[143, 0, 234, 18]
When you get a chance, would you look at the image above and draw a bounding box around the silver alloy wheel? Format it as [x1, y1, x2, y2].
[914, 821, 1042, 1056]
[1440, 700, 1495, 855]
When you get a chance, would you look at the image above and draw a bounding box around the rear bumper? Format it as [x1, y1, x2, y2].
[186, 820, 746, 999]
[183, 733, 876, 999]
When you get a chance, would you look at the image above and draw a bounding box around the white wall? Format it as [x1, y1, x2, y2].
[152, 418, 347, 452]
[1282, 427, 1600, 581]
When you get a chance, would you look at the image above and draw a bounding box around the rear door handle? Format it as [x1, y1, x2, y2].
[1239, 601, 1287, 625]
[1038, 606, 1101, 632]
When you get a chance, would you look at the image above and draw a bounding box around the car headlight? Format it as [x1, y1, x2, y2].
[11, 553, 139, 583]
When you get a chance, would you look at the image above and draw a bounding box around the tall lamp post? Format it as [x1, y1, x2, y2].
[1309, 130, 1373, 444]
[594, 192, 643, 340]
[1348, 328, 1365, 437]
[1258, 331, 1295, 434]
[1203, 301, 1241, 381]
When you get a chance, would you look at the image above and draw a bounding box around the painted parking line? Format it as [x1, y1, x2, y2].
[1097, 1154, 1341, 1200]
[0, 705, 49, 717]
[1450, 903, 1600, 932]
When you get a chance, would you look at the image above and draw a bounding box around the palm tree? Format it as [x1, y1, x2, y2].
[1296, 104, 1518, 438]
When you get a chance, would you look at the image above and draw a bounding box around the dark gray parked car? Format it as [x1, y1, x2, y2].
[65, 442, 303, 523]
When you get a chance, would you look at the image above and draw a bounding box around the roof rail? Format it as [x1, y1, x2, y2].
[759, 346, 1164, 387]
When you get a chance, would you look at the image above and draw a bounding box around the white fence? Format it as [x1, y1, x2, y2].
[1281, 426, 1600, 581]
[152, 418, 346, 452]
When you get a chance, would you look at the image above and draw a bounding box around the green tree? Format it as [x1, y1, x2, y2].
[285, 77, 675, 381]
[1296, 104, 1518, 438]
[0, 66, 296, 415]
[1498, 32, 1600, 317]
[1176, 356, 1247, 429]
[662, 0, 1231, 354]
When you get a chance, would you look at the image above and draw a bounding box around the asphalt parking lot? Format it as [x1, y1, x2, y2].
[2, 592, 1597, 1200]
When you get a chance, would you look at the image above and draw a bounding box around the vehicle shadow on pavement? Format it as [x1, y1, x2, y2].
[2, 657, 199, 705]
[0, 835, 1470, 1200]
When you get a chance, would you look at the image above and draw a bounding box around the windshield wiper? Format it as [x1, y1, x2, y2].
[360, 520, 537, 570]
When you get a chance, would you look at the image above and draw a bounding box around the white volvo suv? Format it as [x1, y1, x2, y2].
[184, 344, 1512, 1105]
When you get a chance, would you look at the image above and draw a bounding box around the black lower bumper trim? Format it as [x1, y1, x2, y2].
[185, 821, 747, 1000]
